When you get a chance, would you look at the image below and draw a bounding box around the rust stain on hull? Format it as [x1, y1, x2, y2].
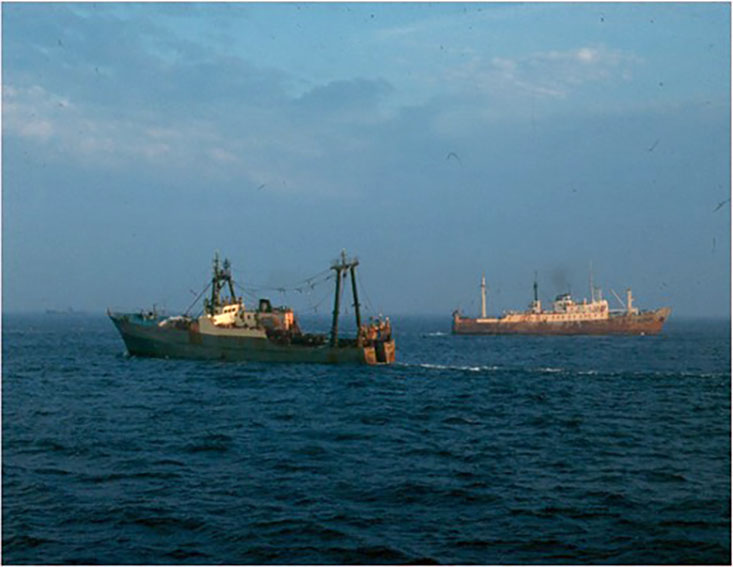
[454, 273, 671, 336]
[453, 307, 671, 335]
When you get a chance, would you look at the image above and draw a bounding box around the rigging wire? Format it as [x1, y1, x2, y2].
[234, 281, 261, 304]
[230, 267, 332, 294]
[309, 284, 334, 314]
[237, 273, 334, 295]
[238, 276, 333, 295]
[232, 273, 337, 314]
[184, 264, 336, 316]
[356, 268, 376, 314]
[183, 261, 380, 321]
[184, 281, 212, 316]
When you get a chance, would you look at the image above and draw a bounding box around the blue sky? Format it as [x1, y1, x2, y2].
[3, 2, 730, 318]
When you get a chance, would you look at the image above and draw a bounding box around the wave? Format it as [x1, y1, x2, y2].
[397, 362, 500, 373]
[396, 362, 604, 377]
[395, 362, 731, 383]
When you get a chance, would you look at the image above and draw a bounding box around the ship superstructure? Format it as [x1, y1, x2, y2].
[109, 252, 395, 364]
[453, 273, 670, 335]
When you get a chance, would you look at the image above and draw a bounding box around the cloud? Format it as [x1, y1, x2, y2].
[19, 120, 54, 140]
[3, 85, 62, 142]
[3, 41, 399, 194]
[3, 82, 236, 175]
[0, 3, 644, 200]
[3, 5, 396, 193]
[296, 78, 394, 114]
[577, 47, 599, 63]
[208, 147, 239, 165]
[446, 45, 640, 101]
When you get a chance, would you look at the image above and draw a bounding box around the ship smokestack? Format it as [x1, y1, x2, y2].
[481, 274, 487, 318]
[532, 271, 541, 313]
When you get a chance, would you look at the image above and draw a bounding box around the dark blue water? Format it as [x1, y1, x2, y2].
[3, 314, 730, 564]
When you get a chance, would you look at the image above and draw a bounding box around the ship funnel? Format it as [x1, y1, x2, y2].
[531, 271, 541, 313]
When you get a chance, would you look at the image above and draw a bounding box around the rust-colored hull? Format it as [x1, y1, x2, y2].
[453, 307, 671, 336]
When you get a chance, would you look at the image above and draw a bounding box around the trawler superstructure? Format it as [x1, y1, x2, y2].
[109, 252, 395, 364]
[453, 273, 670, 335]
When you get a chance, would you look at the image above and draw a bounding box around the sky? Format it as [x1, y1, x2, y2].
[2, 1, 730, 319]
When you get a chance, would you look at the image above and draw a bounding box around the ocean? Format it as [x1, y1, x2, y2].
[2, 314, 730, 564]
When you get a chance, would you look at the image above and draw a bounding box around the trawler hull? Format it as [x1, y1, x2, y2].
[110, 313, 396, 365]
[452, 307, 671, 336]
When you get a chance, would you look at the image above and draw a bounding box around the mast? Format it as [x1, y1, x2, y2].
[350, 263, 362, 331]
[330, 260, 343, 347]
[205, 252, 238, 315]
[223, 258, 236, 300]
[209, 252, 221, 314]
[480, 274, 487, 318]
[329, 250, 360, 347]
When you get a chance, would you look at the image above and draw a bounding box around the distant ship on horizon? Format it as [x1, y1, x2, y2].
[452, 273, 670, 335]
[45, 307, 85, 316]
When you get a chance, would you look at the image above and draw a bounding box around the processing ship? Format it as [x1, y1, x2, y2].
[452, 274, 670, 335]
[109, 252, 395, 364]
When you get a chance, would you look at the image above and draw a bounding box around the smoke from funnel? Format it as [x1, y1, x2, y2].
[550, 266, 573, 295]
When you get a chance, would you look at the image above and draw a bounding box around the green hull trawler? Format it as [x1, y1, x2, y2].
[109, 252, 396, 365]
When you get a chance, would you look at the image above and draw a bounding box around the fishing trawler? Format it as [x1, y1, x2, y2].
[452, 274, 670, 335]
[109, 252, 395, 364]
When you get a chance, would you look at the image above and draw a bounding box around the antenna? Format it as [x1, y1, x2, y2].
[589, 261, 594, 302]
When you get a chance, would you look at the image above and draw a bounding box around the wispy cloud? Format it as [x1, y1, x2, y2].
[3, 83, 232, 174]
[0, 3, 707, 205]
[446, 45, 641, 101]
[3, 40, 399, 193]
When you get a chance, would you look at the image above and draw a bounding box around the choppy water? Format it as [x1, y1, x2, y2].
[2, 314, 730, 564]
